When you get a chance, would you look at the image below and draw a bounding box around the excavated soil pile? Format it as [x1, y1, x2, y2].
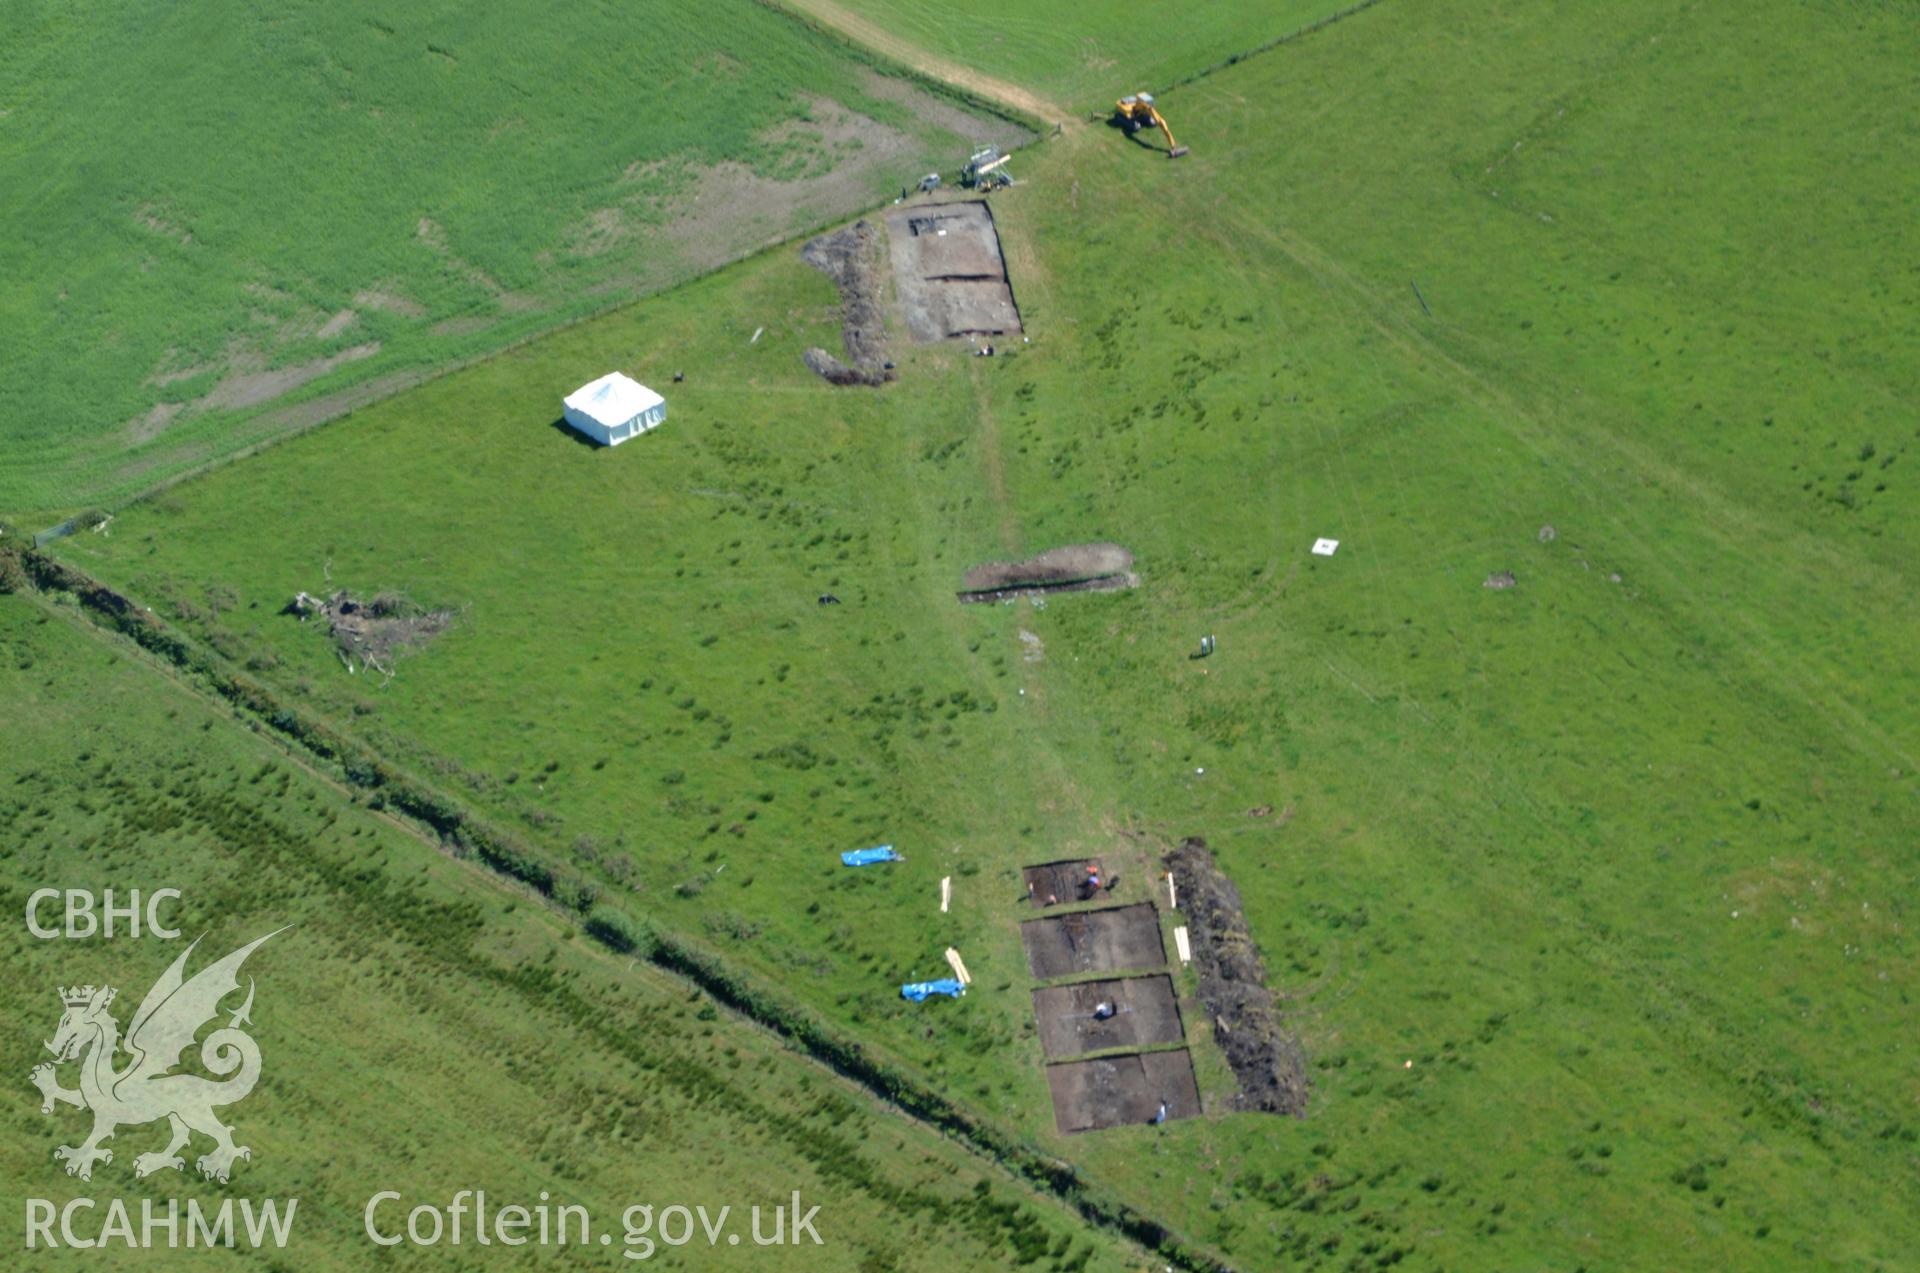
[958, 542, 1137, 604]
[1166, 836, 1309, 1116]
[288, 589, 453, 674]
[799, 220, 892, 387]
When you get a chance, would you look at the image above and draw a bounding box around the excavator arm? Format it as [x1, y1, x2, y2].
[1148, 106, 1187, 157]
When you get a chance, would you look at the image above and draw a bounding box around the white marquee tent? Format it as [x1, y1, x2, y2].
[561, 372, 665, 446]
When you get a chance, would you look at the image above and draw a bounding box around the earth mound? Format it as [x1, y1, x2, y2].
[799, 220, 893, 387]
[287, 589, 454, 676]
[1166, 836, 1309, 1116]
[958, 543, 1136, 603]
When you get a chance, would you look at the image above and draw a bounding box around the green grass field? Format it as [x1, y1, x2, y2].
[0, 598, 1138, 1270]
[16, 0, 1920, 1267]
[0, 0, 1023, 518]
[793, 0, 1360, 113]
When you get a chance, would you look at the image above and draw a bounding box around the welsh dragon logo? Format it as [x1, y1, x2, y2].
[29, 929, 285, 1183]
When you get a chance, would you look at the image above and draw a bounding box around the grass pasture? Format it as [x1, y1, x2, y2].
[0, 0, 1025, 517]
[18, 0, 1920, 1268]
[0, 597, 1137, 1271]
[787, 0, 1363, 115]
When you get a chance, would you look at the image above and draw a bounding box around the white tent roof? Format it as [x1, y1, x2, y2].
[563, 372, 663, 427]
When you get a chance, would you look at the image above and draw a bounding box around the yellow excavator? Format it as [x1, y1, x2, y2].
[1113, 92, 1188, 158]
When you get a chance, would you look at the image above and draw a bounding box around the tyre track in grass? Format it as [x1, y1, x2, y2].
[758, 1, 1918, 1256]
[1146, 68, 1920, 778]
[1255, 212, 1920, 775]
[764, 0, 1072, 128]
[1136, 72, 1920, 1160]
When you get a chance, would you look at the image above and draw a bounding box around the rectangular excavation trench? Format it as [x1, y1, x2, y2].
[1045, 1050, 1202, 1133]
[1021, 902, 1168, 979]
[1031, 974, 1185, 1059]
[883, 199, 1023, 342]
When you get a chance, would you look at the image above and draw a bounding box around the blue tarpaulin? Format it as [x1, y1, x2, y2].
[901, 979, 965, 1001]
[841, 845, 902, 867]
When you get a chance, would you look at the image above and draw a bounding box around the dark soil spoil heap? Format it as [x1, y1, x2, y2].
[958, 542, 1137, 604]
[799, 220, 893, 387]
[1166, 836, 1309, 1116]
[287, 589, 454, 675]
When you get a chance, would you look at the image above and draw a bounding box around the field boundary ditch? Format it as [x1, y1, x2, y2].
[23, 4, 1046, 538]
[1158, 0, 1389, 97]
[0, 536, 1231, 1273]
